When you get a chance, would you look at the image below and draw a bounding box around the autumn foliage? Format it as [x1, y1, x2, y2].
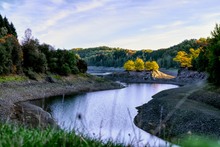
[134, 58, 145, 71]
[173, 48, 201, 68]
[123, 60, 135, 71]
[145, 61, 159, 71]
[123, 58, 159, 71]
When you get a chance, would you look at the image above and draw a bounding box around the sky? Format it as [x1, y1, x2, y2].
[0, 0, 220, 50]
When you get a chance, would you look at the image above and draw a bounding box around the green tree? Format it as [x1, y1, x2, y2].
[22, 29, 47, 73]
[3, 34, 23, 74]
[0, 44, 11, 74]
[192, 47, 208, 71]
[0, 34, 23, 75]
[53, 50, 79, 75]
[134, 58, 145, 71]
[123, 60, 135, 71]
[0, 27, 8, 37]
[77, 59, 87, 73]
[207, 24, 220, 85]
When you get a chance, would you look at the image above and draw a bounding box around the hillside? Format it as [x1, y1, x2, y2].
[72, 39, 203, 69]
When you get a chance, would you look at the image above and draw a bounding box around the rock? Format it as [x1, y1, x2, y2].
[11, 102, 58, 128]
[45, 76, 56, 83]
[0, 99, 14, 122]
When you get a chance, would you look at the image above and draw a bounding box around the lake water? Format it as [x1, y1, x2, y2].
[35, 83, 178, 146]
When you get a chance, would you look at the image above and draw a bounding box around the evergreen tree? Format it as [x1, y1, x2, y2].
[207, 24, 220, 85]
[0, 14, 17, 37]
[77, 59, 87, 73]
[0, 15, 3, 27]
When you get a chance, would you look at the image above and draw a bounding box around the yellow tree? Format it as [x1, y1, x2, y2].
[189, 48, 201, 59]
[135, 58, 145, 71]
[173, 48, 201, 68]
[151, 61, 159, 70]
[173, 51, 192, 67]
[145, 61, 159, 71]
[145, 61, 152, 71]
[123, 60, 135, 71]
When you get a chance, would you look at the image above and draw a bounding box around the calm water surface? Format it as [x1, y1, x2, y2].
[38, 84, 178, 146]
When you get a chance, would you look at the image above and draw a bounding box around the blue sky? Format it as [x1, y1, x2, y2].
[1, 0, 220, 50]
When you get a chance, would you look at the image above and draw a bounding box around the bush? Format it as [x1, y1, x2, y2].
[24, 68, 38, 80]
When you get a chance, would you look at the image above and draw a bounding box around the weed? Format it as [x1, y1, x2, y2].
[0, 123, 123, 147]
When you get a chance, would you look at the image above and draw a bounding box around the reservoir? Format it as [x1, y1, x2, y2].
[34, 83, 178, 146]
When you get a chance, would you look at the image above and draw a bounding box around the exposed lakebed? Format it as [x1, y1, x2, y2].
[32, 83, 178, 146]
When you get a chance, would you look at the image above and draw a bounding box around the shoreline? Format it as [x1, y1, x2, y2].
[104, 70, 206, 86]
[134, 81, 220, 142]
[0, 74, 124, 127]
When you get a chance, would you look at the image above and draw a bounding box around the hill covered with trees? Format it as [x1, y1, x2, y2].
[72, 39, 203, 69]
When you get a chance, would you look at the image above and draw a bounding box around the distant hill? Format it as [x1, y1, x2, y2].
[72, 39, 202, 69]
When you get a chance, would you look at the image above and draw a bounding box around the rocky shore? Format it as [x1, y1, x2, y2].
[132, 69, 220, 142]
[105, 68, 207, 86]
[0, 74, 123, 127]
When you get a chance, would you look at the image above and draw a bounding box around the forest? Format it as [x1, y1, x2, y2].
[0, 14, 87, 78]
[72, 39, 204, 68]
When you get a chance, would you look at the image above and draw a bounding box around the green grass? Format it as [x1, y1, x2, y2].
[0, 123, 123, 147]
[180, 135, 220, 147]
[0, 75, 27, 83]
[52, 75, 62, 81]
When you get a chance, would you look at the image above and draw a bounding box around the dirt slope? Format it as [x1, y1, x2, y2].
[152, 70, 175, 79]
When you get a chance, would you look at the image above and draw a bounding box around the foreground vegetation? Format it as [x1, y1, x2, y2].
[1, 123, 219, 147]
[180, 135, 220, 147]
[0, 123, 123, 147]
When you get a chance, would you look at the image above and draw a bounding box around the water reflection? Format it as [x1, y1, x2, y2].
[35, 84, 178, 146]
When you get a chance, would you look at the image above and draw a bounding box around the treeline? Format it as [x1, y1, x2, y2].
[0, 15, 17, 38]
[170, 24, 220, 85]
[72, 39, 203, 69]
[0, 15, 87, 78]
[190, 24, 220, 85]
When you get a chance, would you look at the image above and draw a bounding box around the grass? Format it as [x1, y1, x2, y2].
[51, 75, 62, 81]
[0, 75, 27, 83]
[180, 135, 220, 147]
[0, 123, 123, 147]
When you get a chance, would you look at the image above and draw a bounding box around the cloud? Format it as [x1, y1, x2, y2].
[75, 0, 105, 13]
[50, 0, 65, 5]
[1, 2, 11, 10]
[1, 0, 220, 50]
